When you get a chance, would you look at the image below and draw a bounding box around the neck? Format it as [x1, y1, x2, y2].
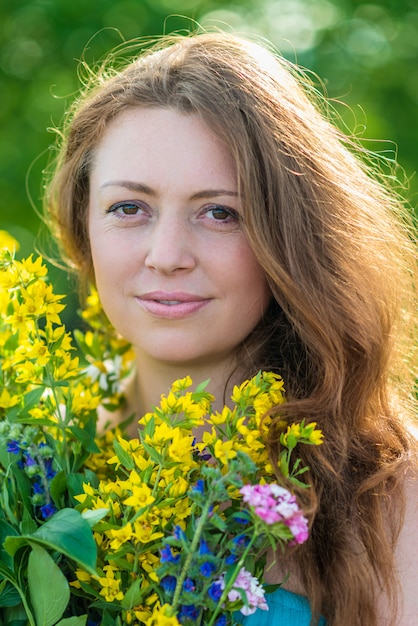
[132, 353, 240, 419]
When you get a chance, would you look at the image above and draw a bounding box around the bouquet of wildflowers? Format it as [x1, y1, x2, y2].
[0, 231, 323, 626]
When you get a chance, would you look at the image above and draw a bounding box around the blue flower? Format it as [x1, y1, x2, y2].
[225, 553, 237, 565]
[40, 502, 56, 520]
[193, 479, 205, 493]
[44, 458, 56, 480]
[32, 480, 44, 495]
[160, 545, 180, 564]
[183, 577, 195, 592]
[6, 440, 20, 454]
[24, 453, 37, 467]
[214, 615, 228, 626]
[178, 604, 199, 622]
[173, 525, 186, 541]
[161, 575, 177, 593]
[208, 581, 223, 602]
[199, 561, 216, 577]
[232, 534, 250, 548]
[199, 539, 212, 555]
[233, 514, 250, 525]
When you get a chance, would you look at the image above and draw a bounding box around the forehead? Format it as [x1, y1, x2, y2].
[90, 107, 237, 187]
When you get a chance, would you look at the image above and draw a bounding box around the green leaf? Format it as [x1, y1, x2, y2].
[49, 470, 68, 506]
[81, 507, 109, 527]
[68, 426, 100, 454]
[18, 387, 45, 416]
[0, 580, 22, 607]
[10, 465, 32, 513]
[121, 578, 142, 609]
[0, 561, 17, 588]
[21, 508, 37, 535]
[113, 439, 135, 470]
[0, 519, 19, 568]
[56, 616, 88, 626]
[4, 508, 97, 575]
[28, 543, 70, 626]
[194, 379, 210, 393]
[66, 472, 90, 499]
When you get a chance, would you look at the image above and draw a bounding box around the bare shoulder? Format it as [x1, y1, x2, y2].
[392, 453, 418, 624]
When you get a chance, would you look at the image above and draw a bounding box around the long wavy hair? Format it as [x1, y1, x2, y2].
[44, 32, 417, 626]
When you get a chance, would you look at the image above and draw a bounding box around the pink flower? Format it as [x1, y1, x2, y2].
[217, 567, 268, 616]
[240, 483, 309, 545]
[287, 510, 309, 545]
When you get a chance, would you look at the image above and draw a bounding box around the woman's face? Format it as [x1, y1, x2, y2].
[88, 107, 271, 369]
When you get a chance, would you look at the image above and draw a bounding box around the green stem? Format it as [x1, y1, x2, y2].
[171, 495, 214, 612]
[17, 593, 36, 626]
[206, 531, 258, 626]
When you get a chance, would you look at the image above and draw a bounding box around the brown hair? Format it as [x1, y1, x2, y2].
[45, 31, 417, 625]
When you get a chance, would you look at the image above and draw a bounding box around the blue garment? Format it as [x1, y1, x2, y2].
[237, 587, 327, 625]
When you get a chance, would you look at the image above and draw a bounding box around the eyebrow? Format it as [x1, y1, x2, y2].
[100, 180, 238, 200]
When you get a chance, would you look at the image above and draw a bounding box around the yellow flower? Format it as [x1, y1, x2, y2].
[167, 430, 195, 465]
[70, 569, 92, 589]
[209, 405, 234, 426]
[70, 382, 101, 413]
[97, 565, 124, 602]
[166, 476, 189, 498]
[0, 230, 19, 252]
[108, 523, 134, 550]
[302, 422, 324, 445]
[172, 497, 191, 521]
[53, 352, 80, 380]
[170, 376, 193, 392]
[5, 303, 36, 333]
[213, 440, 237, 465]
[146, 604, 181, 626]
[133, 518, 164, 544]
[0, 388, 20, 409]
[137, 551, 160, 582]
[123, 475, 155, 509]
[145, 422, 176, 447]
[26, 339, 51, 366]
[18, 254, 47, 279]
[14, 361, 39, 384]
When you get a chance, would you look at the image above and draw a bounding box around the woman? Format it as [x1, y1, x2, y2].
[44, 31, 418, 626]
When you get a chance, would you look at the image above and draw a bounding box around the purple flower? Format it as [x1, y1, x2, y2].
[200, 561, 216, 577]
[6, 441, 20, 454]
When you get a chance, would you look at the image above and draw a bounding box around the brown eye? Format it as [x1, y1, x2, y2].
[206, 205, 238, 222]
[107, 201, 146, 216]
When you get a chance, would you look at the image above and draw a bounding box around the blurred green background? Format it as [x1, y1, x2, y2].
[1, 0, 417, 321]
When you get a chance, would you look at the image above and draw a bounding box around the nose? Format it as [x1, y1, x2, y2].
[144, 214, 196, 274]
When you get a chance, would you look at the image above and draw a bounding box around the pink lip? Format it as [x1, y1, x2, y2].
[136, 291, 211, 319]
